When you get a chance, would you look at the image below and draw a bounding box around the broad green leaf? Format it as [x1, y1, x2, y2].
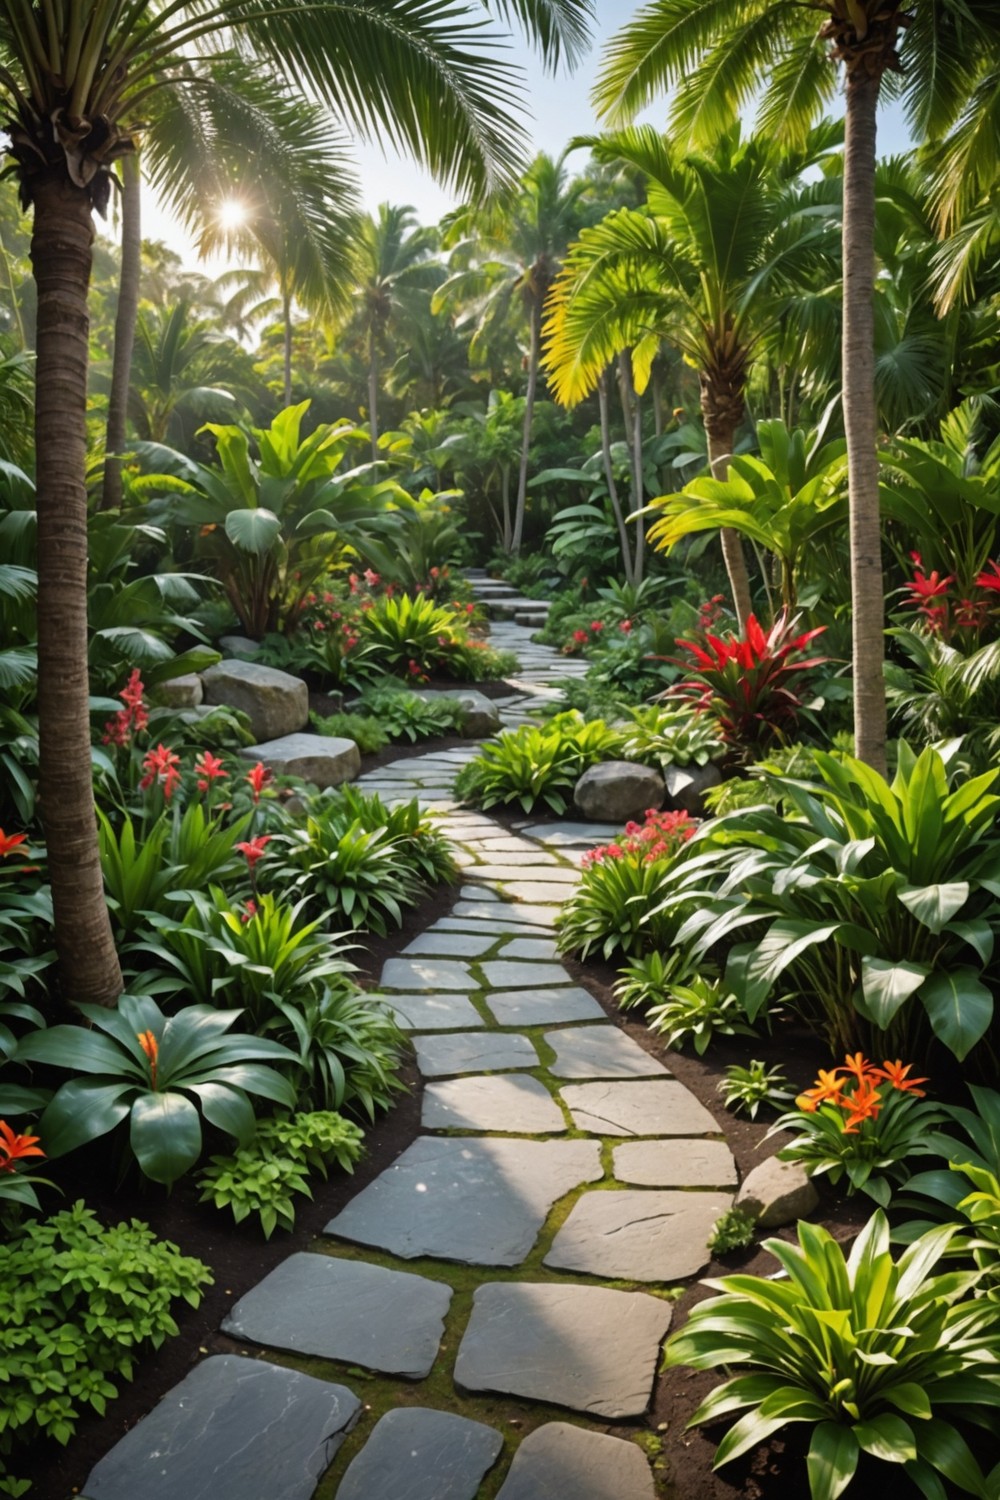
[40, 1077, 134, 1157]
[187, 1081, 256, 1146]
[130, 1091, 203, 1184]
[735, 919, 842, 1020]
[919, 970, 993, 1061]
[853, 1414, 916, 1463]
[898, 883, 969, 934]
[806, 1422, 860, 1500]
[16, 1025, 143, 1076]
[224, 508, 281, 555]
[915, 1418, 989, 1497]
[859, 958, 929, 1028]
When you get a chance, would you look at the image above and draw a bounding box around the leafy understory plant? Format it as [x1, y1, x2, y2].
[666, 1212, 1000, 1500]
[646, 978, 755, 1057]
[454, 712, 620, 815]
[707, 1207, 757, 1256]
[197, 1111, 364, 1238]
[616, 702, 724, 770]
[718, 1061, 793, 1120]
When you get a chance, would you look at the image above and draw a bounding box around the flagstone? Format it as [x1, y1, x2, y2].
[336, 1409, 503, 1500]
[380, 958, 475, 992]
[485, 988, 605, 1026]
[413, 1031, 539, 1076]
[386, 993, 486, 1031]
[544, 1026, 670, 1079]
[545, 1188, 733, 1281]
[560, 1080, 721, 1137]
[422, 1073, 565, 1133]
[613, 1139, 738, 1188]
[495, 1424, 655, 1500]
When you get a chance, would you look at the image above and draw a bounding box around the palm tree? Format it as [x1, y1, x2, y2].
[592, 0, 998, 769]
[0, 0, 593, 1008]
[435, 152, 590, 552]
[125, 298, 259, 444]
[545, 126, 840, 625]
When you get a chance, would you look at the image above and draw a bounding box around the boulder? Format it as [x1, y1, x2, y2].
[736, 1156, 819, 1229]
[218, 634, 262, 660]
[414, 688, 500, 738]
[238, 732, 360, 789]
[573, 761, 665, 824]
[155, 673, 203, 709]
[663, 761, 723, 817]
[202, 659, 308, 742]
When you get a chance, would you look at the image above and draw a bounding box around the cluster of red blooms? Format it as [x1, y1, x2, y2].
[0, 1119, 44, 1173]
[138, 746, 272, 806]
[698, 595, 727, 632]
[102, 669, 149, 747]
[796, 1052, 928, 1134]
[904, 552, 1000, 640]
[236, 834, 271, 869]
[581, 808, 696, 867]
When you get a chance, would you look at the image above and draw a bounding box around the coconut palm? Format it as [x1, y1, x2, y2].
[591, 0, 999, 770]
[0, 0, 593, 1008]
[544, 125, 841, 625]
[435, 152, 591, 552]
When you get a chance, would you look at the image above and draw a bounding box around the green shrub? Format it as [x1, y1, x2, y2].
[718, 1060, 792, 1120]
[646, 977, 755, 1057]
[455, 712, 620, 815]
[361, 591, 465, 676]
[197, 1110, 365, 1238]
[267, 985, 406, 1118]
[666, 1211, 1000, 1500]
[0, 1201, 211, 1488]
[311, 710, 388, 754]
[354, 683, 464, 741]
[616, 702, 724, 770]
[706, 1207, 757, 1255]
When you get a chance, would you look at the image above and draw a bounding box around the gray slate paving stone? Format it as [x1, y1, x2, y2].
[422, 1073, 565, 1133]
[450, 901, 555, 929]
[613, 1139, 738, 1188]
[387, 993, 486, 1032]
[220, 1254, 451, 1378]
[498, 936, 559, 960]
[455, 1282, 672, 1418]
[80, 1355, 359, 1500]
[336, 1409, 503, 1500]
[545, 1188, 733, 1281]
[485, 988, 605, 1026]
[472, 865, 577, 884]
[380, 958, 475, 992]
[544, 1026, 670, 1080]
[413, 1031, 539, 1077]
[479, 959, 573, 989]
[521, 821, 621, 844]
[503, 881, 578, 903]
[430, 916, 549, 937]
[496, 1424, 656, 1500]
[402, 932, 496, 958]
[561, 1079, 721, 1136]
[325, 1136, 602, 1266]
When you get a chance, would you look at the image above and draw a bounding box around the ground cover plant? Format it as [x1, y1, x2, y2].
[454, 712, 621, 814]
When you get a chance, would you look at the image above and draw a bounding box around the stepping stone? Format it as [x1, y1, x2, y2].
[422, 1074, 565, 1133]
[473, 865, 577, 884]
[459, 884, 501, 901]
[479, 960, 572, 989]
[380, 958, 475, 992]
[413, 1031, 539, 1077]
[545, 1188, 733, 1281]
[451, 901, 556, 928]
[485, 988, 604, 1026]
[386, 993, 486, 1032]
[402, 932, 496, 958]
[498, 936, 559, 960]
[326, 1136, 602, 1266]
[613, 1139, 738, 1188]
[337, 1409, 503, 1500]
[79, 1355, 359, 1500]
[561, 1080, 721, 1136]
[544, 1026, 669, 1080]
[430, 916, 548, 938]
[504, 881, 577, 903]
[496, 1424, 655, 1500]
[521, 821, 621, 844]
[455, 1283, 671, 1418]
[220, 1254, 451, 1378]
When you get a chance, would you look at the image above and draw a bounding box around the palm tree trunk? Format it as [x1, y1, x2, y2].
[628, 364, 646, 585]
[102, 152, 142, 512]
[843, 67, 887, 775]
[500, 461, 513, 552]
[598, 370, 634, 584]
[368, 327, 379, 461]
[30, 174, 123, 1008]
[512, 297, 541, 555]
[701, 382, 753, 631]
[282, 286, 293, 408]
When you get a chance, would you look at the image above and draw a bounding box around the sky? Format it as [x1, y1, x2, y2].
[141, 0, 914, 267]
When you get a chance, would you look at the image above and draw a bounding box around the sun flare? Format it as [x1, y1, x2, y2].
[217, 198, 249, 230]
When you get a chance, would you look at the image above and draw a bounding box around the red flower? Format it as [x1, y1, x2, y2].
[364, 568, 380, 586]
[195, 751, 228, 792]
[572, 629, 589, 645]
[0, 1119, 45, 1173]
[619, 619, 633, 633]
[246, 762, 272, 802]
[590, 620, 604, 633]
[137, 1030, 159, 1090]
[236, 835, 272, 869]
[975, 560, 1000, 594]
[103, 669, 149, 745]
[0, 830, 27, 859]
[241, 899, 258, 924]
[140, 744, 182, 800]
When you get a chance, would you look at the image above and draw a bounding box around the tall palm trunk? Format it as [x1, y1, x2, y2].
[368, 326, 379, 461]
[31, 174, 123, 1007]
[282, 286, 293, 407]
[843, 67, 887, 774]
[701, 361, 753, 630]
[512, 295, 541, 555]
[101, 151, 141, 512]
[597, 370, 634, 584]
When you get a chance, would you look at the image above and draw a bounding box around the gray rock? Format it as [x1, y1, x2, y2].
[545, 1188, 733, 1281]
[156, 673, 203, 708]
[414, 688, 500, 738]
[422, 1073, 565, 1133]
[325, 1136, 601, 1266]
[79, 1355, 358, 1500]
[613, 1139, 738, 1188]
[573, 761, 666, 823]
[237, 732, 359, 789]
[202, 659, 308, 741]
[455, 1282, 672, 1418]
[380, 957, 476, 992]
[496, 1424, 655, 1500]
[544, 1026, 669, 1080]
[561, 1080, 721, 1136]
[337, 1409, 503, 1500]
[737, 1156, 820, 1228]
[663, 760, 723, 816]
[220, 1254, 451, 1377]
[218, 634, 262, 659]
[413, 1031, 539, 1077]
[485, 987, 605, 1026]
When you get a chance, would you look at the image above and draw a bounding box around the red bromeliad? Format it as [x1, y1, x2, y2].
[139, 743, 182, 801]
[0, 830, 28, 859]
[0, 1119, 45, 1173]
[236, 835, 271, 870]
[194, 750, 228, 792]
[102, 668, 149, 747]
[245, 762, 272, 803]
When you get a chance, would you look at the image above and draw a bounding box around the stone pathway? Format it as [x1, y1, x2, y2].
[81, 584, 734, 1500]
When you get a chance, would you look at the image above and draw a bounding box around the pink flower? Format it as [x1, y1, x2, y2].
[364, 568, 380, 586]
[236, 835, 271, 869]
[619, 619, 633, 633]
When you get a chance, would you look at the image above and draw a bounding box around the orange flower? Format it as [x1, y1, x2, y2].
[0, 830, 27, 859]
[137, 1030, 159, 1089]
[872, 1059, 929, 1097]
[796, 1069, 846, 1112]
[841, 1051, 878, 1086]
[0, 1119, 45, 1173]
[841, 1078, 883, 1134]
